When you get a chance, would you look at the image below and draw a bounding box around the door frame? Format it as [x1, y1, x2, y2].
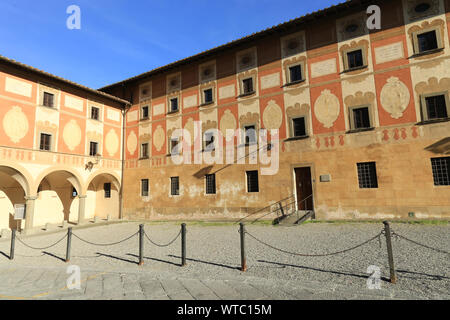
[291, 163, 316, 212]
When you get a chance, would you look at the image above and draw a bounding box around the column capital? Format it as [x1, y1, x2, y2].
[78, 195, 88, 199]
[24, 195, 38, 201]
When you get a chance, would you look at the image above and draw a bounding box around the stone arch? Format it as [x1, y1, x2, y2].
[85, 171, 121, 221]
[0, 164, 32, 231]
[33, 168, 84, 227]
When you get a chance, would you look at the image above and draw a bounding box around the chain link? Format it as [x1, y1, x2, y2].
[72, 232, 138, 247]
[392, 231, 450, 255]
[245, 230, 383, 257]
[144, 230, 181, 247]
[15, 234, 67, 250]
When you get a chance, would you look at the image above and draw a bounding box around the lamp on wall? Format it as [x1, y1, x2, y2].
[85, 153, 102, 171]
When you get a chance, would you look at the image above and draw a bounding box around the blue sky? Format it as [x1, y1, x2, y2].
[0, 0, 342, 89]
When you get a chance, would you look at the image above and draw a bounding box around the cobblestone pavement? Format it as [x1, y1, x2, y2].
[0, 221, 448, 300]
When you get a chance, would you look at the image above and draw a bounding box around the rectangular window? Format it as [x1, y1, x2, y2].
[292, 117, 306, 137]
[170, 138, 179, 155]
[91, 107, 99, 120]
[89, 142, 98, 156]
[104, 183, 111, 198]
[204, 132, 215, 151]
[203, 88, 213, 104]
[170, 177, 179, 196]
[141, 105, 149, 119]
[347, 49, 364, 69]
[246, 170, 259, 193]
[43, 92, 54, 108]
[141, 143, 149, 158]
[141, 179, 149, 196]
[242, 78, 254, 94]
[205, 174, 216, 194]
[352, 107, 371, 129]
[40, 133, 51, 151]
[431, 157, 450, 186]
[425, 95, 448, 120]
[289, 65, 302, 83]
[170, 98, 179, 112]
[417, 30, 438, 53]
[244, 125, 257, 145]
[357, 162, 378, 189]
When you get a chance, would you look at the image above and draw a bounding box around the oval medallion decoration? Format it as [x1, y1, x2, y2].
[153, 125, 165, 152]
[262, 100, 283, 130]
[3, 106, 29, 143]
[63, 119, 81, 151]
[219, 110, 237, 141]
[105, 129, 119, 157]
[380, 77, 410, 119]
[314, 90, 340, 128]
[127, 131, 138, 155]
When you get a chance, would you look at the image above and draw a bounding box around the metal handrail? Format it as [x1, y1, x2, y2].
[236, 194, 296, 223]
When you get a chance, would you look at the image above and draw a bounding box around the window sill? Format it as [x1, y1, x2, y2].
[140, 117, 149, 121]
[237, 91, 256, 98]
[238, 143, 258, 148]
[200, 101, 214, 107]
[416, 118, 450, 126]
[409, 47, 444, 59]
[284, 135, 310, 142]
[39, 105, 58, 110]
[341, 65, 368, 74]
[282, 79, 305, 87]
[139, 157, 149, 160]
[346, 127, 375, 134]
[167, 110, 180, 115]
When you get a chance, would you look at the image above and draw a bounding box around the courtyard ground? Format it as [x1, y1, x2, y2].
[0, 221, 448, 300]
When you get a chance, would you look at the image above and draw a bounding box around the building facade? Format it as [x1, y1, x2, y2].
[1, 0, 450, 233]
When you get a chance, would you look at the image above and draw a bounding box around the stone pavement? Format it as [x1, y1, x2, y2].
[0, 222, 448, 300]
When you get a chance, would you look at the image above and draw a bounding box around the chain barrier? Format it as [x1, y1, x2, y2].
[144, 230, 181, 247]
[72, 232, 138, 247]
[15, 234, 67, 250]
[392, 231, 450, 255]
[244, 229, 384, 257]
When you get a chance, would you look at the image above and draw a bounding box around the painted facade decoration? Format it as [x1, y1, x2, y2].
[1, 0, 450, 233]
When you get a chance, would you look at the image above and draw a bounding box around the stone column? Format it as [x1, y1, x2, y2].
[78, 195, 87, 224]
[24, 195, 38, 234]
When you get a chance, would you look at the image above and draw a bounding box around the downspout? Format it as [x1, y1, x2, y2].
[119, 85, 131, 221]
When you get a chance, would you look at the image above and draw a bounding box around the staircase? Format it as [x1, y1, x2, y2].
[278, 210, 315, 226]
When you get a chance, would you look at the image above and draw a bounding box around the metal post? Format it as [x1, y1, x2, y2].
[65, 227, 72, 263]
[181, 223, 186, 267]
[139, 224, 144, 266]
[10, 229, 16, 260]
[383, 221, 397, 284]
[240, 223, 247, 272]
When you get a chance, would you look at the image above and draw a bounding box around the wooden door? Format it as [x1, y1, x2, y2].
[295, 167, 314, 210]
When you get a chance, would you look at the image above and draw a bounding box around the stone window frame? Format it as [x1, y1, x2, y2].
[284, 60, 306, 85]
[238, 74, 257, 97]
[288, 115, 309, 138]
[38, 83, 60, 110]
[419, 91, 450, 122]
[245, 170, 260, 193]
[241, 123, 258, 146]
[348, 104, 375, 131]
[342, 45, 368, 72]
[202, 129, 217, 152]
[140, 142, 149, 159]
[168, 136, 180, 155]
[88, 105, 103, 122]
[169, 176, 180, 197]
[199, 84, 216, 106]
[38, 131, 53, 152]
[140, 104, 150, 120]
[205, 173, 216, 195]
[411, 26, 444, 55]
[167, 94, 181, 114]
[141, 179, 149, 197]
[89, 140, 100, 157]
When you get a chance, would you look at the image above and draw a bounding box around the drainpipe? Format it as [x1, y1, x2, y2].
[119, 85, 131, 221]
